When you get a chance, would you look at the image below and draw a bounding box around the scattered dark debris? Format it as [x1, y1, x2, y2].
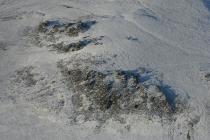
[47, 38, 99, 53]
[29, 88, 65, 113]
[113, 54, 118, 58]
[93, 36, 104, 45]
[0, 41, 8, 51]
[11, 66, 65, 113]
[126, 36, 138, 41]
[33, 19, 100, 52]
[68, 39, 92, 51]
[58, 61, 185, 124]
[37, 19, 97, 37]
[13, 66, 37, 87]
[204, 73, 210, 81]
[37, 20, 61, 33]
[61, 5, 74, 9]
[47, 36, 104, 53]
[187, 131, 191, 140]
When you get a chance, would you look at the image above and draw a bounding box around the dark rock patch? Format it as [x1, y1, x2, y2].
[126, 36, 138, 41]
[37, 19, 96, 37]
[13, 66, 37, 87]
[48, 39, 92, 52]
[0, 41, 8, 51]
[48, 36, 103, 52]
[31, 18, 100, 53]
[61, 5, 74, 9]
[204, 73, 210, 81]
[10, 66, 65, 113]
[58, 60, 185, 124]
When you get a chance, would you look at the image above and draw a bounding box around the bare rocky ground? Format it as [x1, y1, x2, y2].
[0, 41, 10, 52]
[1, 0, 210, 139]
[57, 56, 188, 126]
[9, 17, 204, 138]
[9, 65, 66, 114]
[28, 19, 103, 53]
[7, 18, 188, 129]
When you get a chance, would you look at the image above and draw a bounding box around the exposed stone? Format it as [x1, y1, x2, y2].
[58, 62, 179, 123]
[33, 19, 102, 52]
[204, 73, 210, 81]
[0, 41, 8, 51]
[14, 66, 37, 87]
[11, 66, 65, 114]
[37, 19, 96, 36]
[48, 39, 93, 52]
